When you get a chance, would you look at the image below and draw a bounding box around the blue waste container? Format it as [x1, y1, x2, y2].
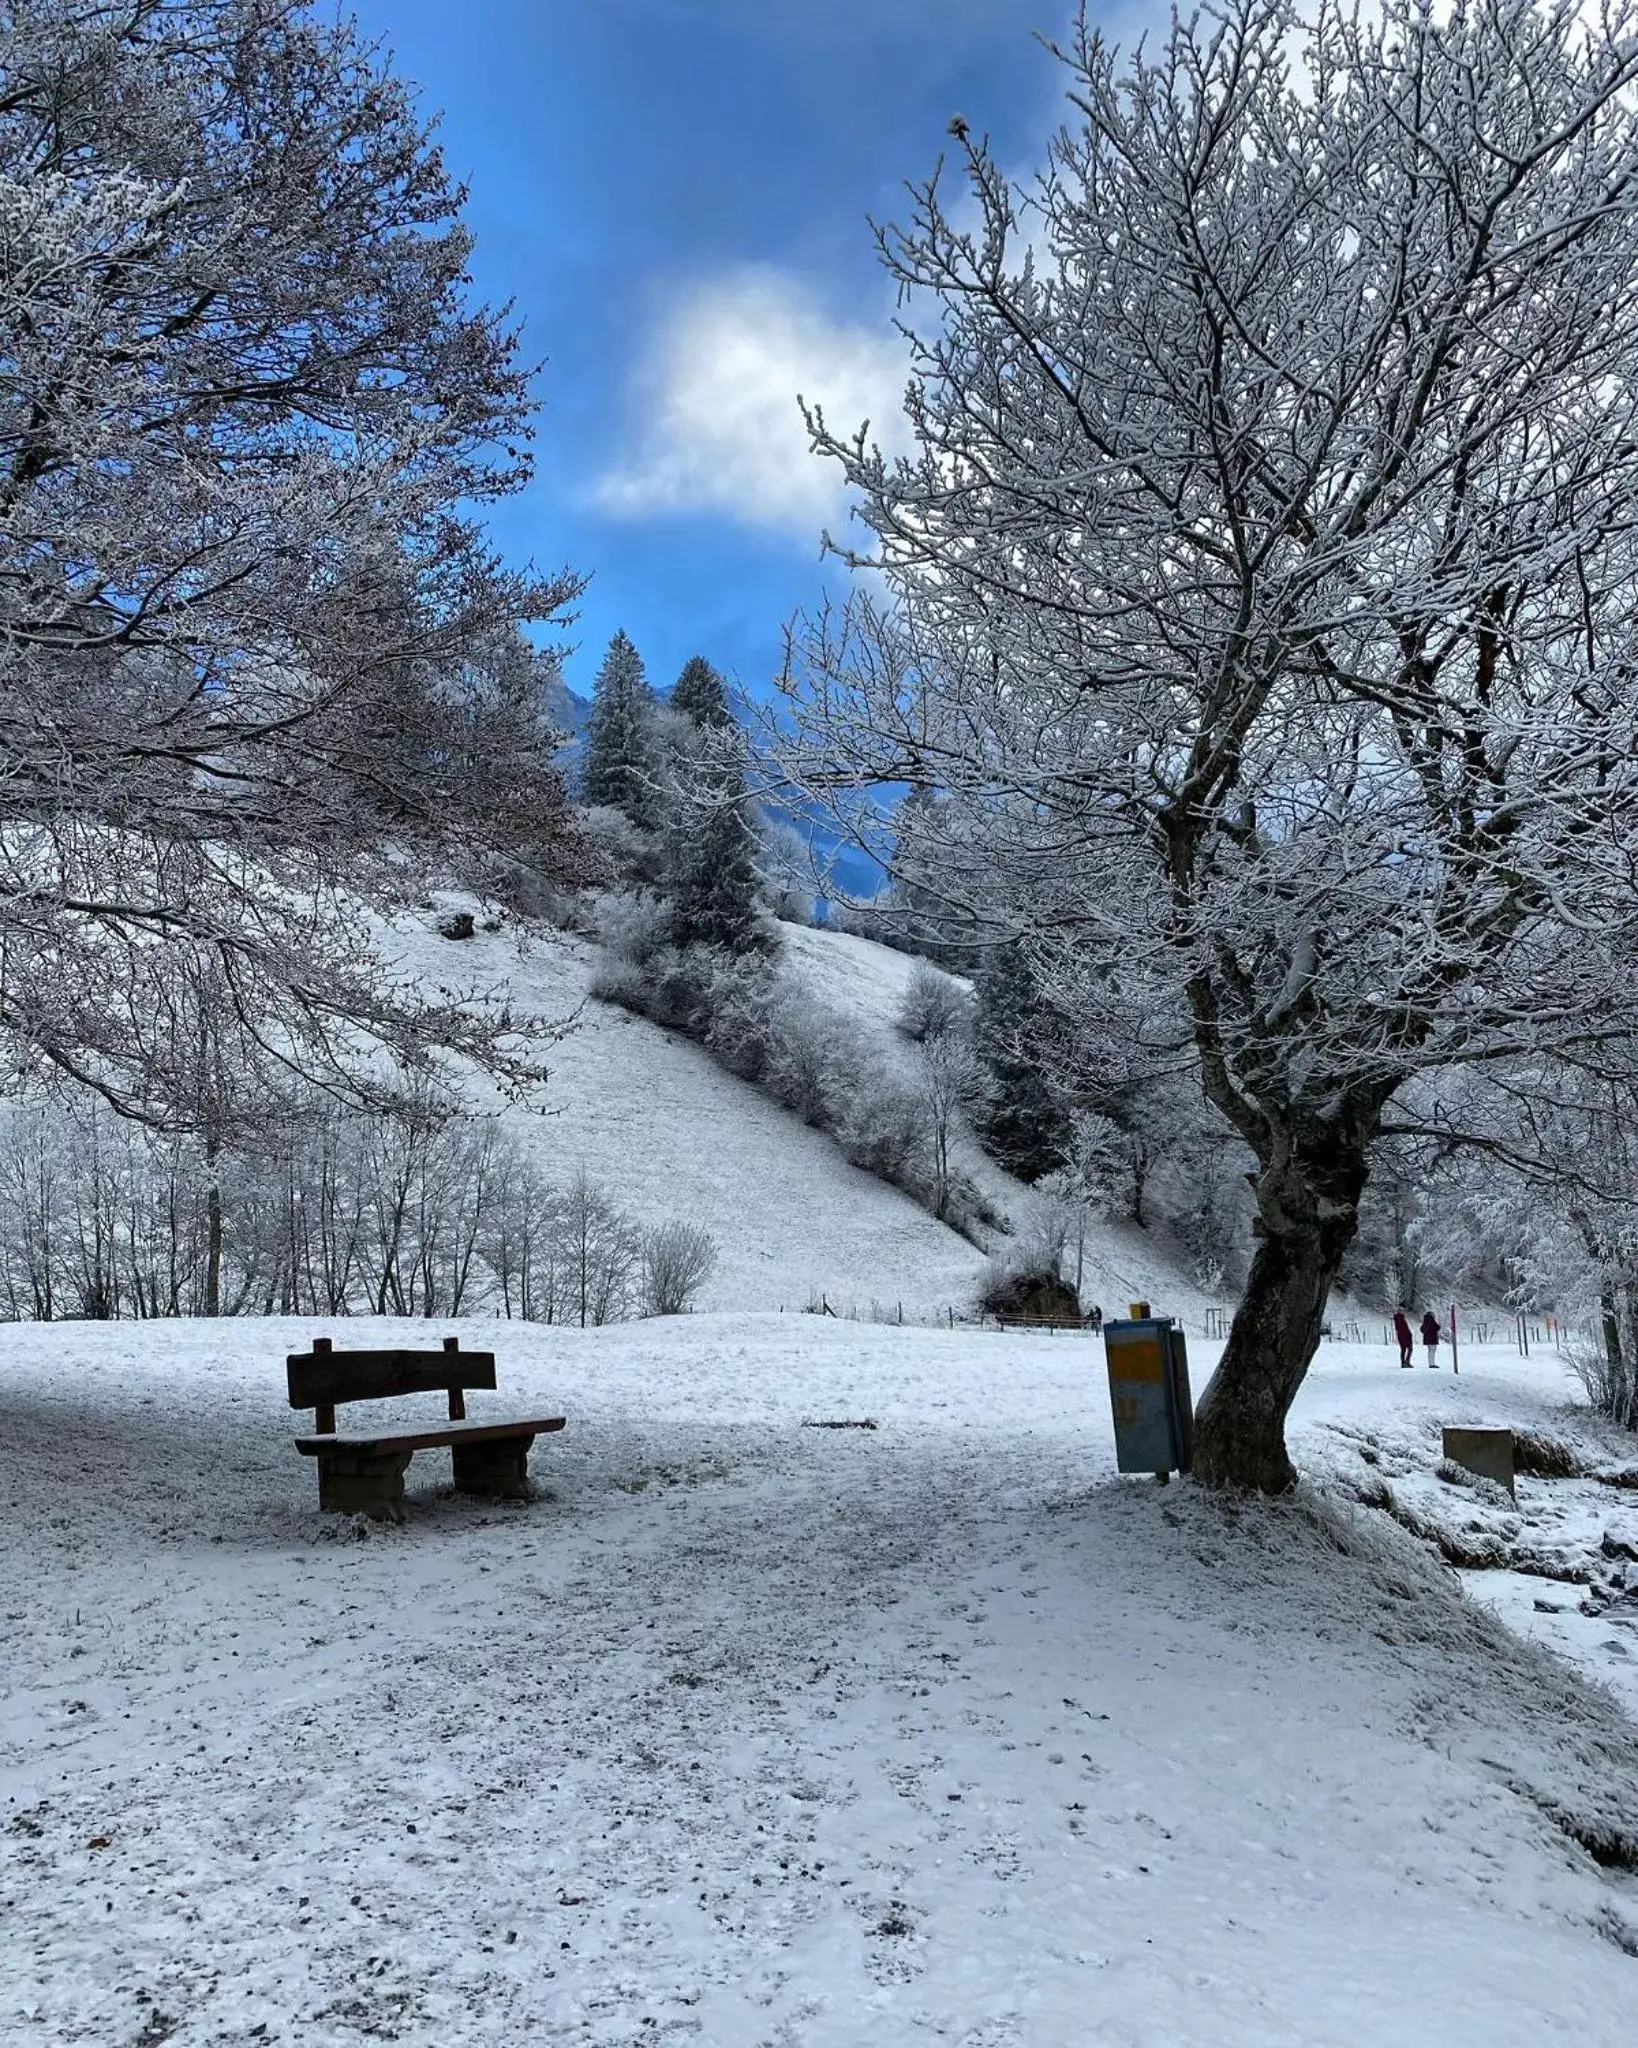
[1102, 1307, 1194, 1475]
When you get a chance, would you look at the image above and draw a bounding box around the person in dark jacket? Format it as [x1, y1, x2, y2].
[1393, 1308, 1414, 1368]
[1421, 1309, 1441, 1368]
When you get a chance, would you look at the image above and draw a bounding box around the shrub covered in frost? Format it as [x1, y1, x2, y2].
[897, 962, 971, 1045]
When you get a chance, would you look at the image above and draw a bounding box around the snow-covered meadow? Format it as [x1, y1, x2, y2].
[5, 1315, 1637, 2047]
[15, 1, 1638, 2040]
[392, 910, 1211, 1331]
[395, 912, 996, 1321]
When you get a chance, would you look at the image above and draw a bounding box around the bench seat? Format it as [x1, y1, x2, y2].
[295, 1415, 566, 1458]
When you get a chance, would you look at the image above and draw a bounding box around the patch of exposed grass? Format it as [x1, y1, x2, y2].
[1511, 1430, 1585, 1479]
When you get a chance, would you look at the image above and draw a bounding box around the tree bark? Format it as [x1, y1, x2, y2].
[1191, 1140, 1369, 1492]
[1600, 1285, 1622, 1371]
[1129, 1146, 1149, 1230]
[204, 1182, 223, 1318]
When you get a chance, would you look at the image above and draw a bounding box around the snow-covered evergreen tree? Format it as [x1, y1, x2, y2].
[668, 764, 766, 954]
[583, 630, 658, 826]
[671, 655, 733, 730]
[651, 651, 764, 949]
[974, 947, 1070, 1184]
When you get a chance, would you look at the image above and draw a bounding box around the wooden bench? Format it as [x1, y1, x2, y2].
[288, 1335, 565, 1520]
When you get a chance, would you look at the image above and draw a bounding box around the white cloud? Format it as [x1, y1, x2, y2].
[593, 267, 911, 540]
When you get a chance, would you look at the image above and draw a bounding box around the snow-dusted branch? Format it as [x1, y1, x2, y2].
[0, 0, 583, 1122]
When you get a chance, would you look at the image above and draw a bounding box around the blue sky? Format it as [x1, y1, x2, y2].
[348, 0, 1086, 704]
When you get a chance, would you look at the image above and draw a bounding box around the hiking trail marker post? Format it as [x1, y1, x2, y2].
[1102, 1302, 1194, 1479]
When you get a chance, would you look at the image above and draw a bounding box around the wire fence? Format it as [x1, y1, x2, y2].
[788, 1296, 968, 1329]
[782, 1295, 1574, 1355]
[786, 1295, 1104, 1331]
[1367, 1314, 1566, 1354]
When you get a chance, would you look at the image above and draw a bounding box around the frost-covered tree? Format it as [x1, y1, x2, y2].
[753, 809, 820, 925]
[1406, 1057, 1638, 1426]
[348, 628, 582, 880]
[556, 1167, 644, 1327]
[583, 630, 659, 826]
[671, 655, 733, 730]
[0, 0, 578, 1126]
[850, 787, 984, 969]
[0, 1077, 711, 1328]
[1337, 1137, 1436, 1313]
[917, 1029, 987, 1221]
[666, 759, 767, 954]
[898, 961, 971, 1045]
[780, 0, 1638, 1488]
[973, 946, 1071, 1185]
[640, 1219, 718, 1317]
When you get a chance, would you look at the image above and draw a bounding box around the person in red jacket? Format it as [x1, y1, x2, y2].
[1421, 1308, 1442, 1368]
[1393, 1308, 1414, 1368]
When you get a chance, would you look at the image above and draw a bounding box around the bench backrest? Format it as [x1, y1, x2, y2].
[287, 1336, 497, 1434]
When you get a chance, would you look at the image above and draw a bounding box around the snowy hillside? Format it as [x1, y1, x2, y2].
[391, 912, 990, 1317]
[391, 909, 1213, 1326]
[5, 1318, 1637, 2046]
[777, 923, 1223, 1324]
[387, 907, 1217, 1328]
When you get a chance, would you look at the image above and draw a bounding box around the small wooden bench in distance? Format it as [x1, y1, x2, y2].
[289, 1335, 565, 1520]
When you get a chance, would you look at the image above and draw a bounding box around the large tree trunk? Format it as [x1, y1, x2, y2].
[1191, 1141, 1369, 1492]
[204, 1183, 223, 1318]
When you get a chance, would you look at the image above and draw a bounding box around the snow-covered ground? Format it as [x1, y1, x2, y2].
[1295, 1344, 1638, 1722]
[5, 1317, 1638, 2046]
[778, 920, 933, 1031]
[389, 912, 993, 1319]
[776, 924, 1217, 1328]
[387, 907, 1214, 1330]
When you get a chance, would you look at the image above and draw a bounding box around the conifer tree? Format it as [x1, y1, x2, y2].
[582, 630, 658, 825]
[974, 945, 1071, 1183]
[667, 764, 766, 954]
[671, 655, 733, 729]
